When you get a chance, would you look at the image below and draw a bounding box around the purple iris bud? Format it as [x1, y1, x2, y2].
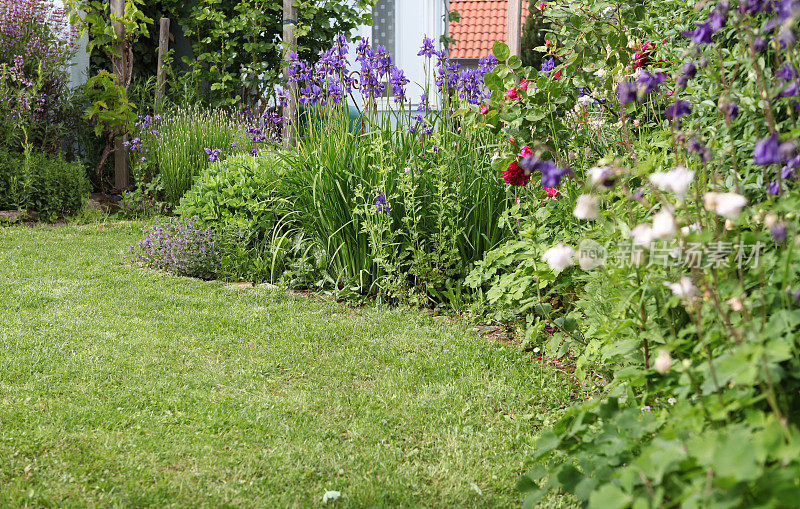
[771, 222, 788, 242]
[682, 22, 714, 44]
[753, 133, 781, 165]
[665, 100, 692, 120]
[617, 81, 638, 104]
[720, 102, 739, 120]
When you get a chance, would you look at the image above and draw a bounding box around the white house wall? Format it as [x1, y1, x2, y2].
[54, 0, 90, 89]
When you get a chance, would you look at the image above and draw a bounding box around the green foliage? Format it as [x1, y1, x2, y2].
[520, 5, 551, 71]
[0, 148, 90, 221]
[83, 70, 137, 138]
[476, 1, 800, 505]
[283, 105, 509, 306]
[137, 107, 251, 206]
[178, 0, 375, 108]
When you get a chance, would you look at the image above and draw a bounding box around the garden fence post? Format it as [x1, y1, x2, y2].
[282, 0, 298, 147]
[111, 0, 129, 190]
[507, 0, 522, 58]
[156, 17, 170, 108]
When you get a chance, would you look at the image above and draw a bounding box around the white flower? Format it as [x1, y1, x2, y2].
[573, 194, 599, 220]
[649, 166, 694, 197]
[652, 210, 677, 240]
[681, 223, 700, 236]
[542, 243, 575, 271]
[654, 350, 672, 374]
[641, 405, 651, 412]
[577, 95, 594, 106]
[706, 191, 747, 219]
[727, 297, 744, 312]
[588, 166, 613, 187]
[322, 491, 341, 504]
[631, 223, 654, 247]
[764, 212, 779, 228]
[665, 276, 699, 301]
[667, 397, 677, 405]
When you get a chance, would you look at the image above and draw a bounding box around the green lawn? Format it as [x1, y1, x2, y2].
[0, 222, 576, 508]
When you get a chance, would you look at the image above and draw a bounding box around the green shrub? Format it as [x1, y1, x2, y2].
[0, 149, 90, 221]
[177, 153, 323, 285]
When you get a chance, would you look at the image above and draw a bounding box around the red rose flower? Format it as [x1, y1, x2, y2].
[518, 145, 532, 158]
[544, 187, 560, 197]
[552, 70, 563, 80]
[480, 105, 489, 115]
[520, 79, 530, 91]
[537, 2, 546, 10]
[503, 161, 530, 186]
[505, 86, 519, 100]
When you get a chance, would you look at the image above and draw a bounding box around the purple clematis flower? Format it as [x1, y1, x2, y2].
[753, 133, 781, 165]
[665, 100, 692, 120]
[682, 22, 714, 44]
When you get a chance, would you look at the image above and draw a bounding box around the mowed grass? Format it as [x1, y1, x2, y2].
[0, 222, 576, 508]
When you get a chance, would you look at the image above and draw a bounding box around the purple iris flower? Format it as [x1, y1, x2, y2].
[418, 36, 436, 58]
[682, 22, 714, 44]
[665, 100, 692, 120]
[767, 179, 782, 195]
[204, 148, 222, 162]
[754, 37, 768, 52]
[753, 133, 781, 165]
[521, 155, 572, 188]
[375, 188, 391, 214]
[779, 28, 796, 48]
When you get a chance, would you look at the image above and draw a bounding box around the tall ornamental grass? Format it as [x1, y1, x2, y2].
[130, 107, 250, 205]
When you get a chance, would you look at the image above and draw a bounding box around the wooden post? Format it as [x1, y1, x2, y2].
[507, 0, 522, 58]
[111, 0, 129, 190]
[282, 0, 298, 147]
[156, 17, 170, 106]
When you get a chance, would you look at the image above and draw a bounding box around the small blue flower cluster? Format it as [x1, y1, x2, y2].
[131, 217, 219, 280]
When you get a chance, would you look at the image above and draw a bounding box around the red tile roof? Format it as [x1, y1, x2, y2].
[449, 1, 530, 59]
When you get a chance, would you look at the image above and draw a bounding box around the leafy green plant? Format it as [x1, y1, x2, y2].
[0, 148, 91, 221]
